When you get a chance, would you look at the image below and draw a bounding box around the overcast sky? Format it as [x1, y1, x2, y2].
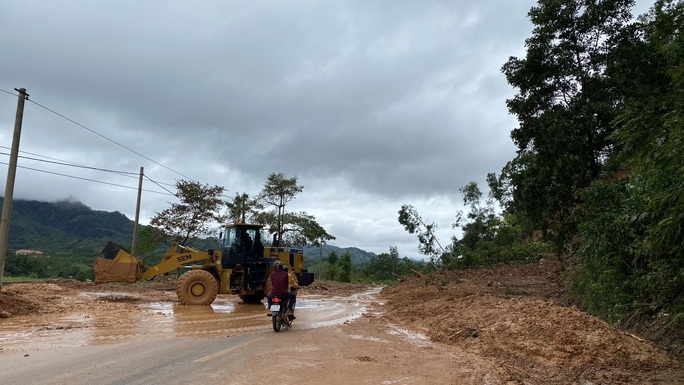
[0, 0, 654, 259]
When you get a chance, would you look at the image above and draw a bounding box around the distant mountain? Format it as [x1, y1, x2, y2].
[1, 197, 135, 253]
[302, 244, 376, 265]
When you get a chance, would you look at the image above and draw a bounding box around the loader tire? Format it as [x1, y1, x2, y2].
[176, 270, 218, 305]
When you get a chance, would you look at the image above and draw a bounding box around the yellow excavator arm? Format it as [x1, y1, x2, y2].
[93, 241, 220, 283]
[138, 244, 219, 279]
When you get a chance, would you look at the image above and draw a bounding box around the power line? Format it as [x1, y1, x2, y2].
[0, 145, 177, 187]
[0, 151, 138, 176]
[26, 97, 196, 181]
[144, 175, 177, 196]
[0, 161, 174, 196]
[144, 175, 233, 201]
[3, 88, 207, 194]
[0, 145, 83, 166]
[0, 88, 16, 97]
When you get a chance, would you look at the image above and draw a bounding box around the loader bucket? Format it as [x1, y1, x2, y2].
[93, 241, 142, 283]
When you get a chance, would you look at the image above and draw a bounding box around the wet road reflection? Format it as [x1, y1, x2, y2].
[0, 289, 380, 352]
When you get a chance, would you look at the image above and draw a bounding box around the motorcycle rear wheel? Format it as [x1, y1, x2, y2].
[272, 312, 282, 332]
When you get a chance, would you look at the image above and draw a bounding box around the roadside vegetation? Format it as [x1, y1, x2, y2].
[306, 246, 429, 284]
[399, 0, 684, 350]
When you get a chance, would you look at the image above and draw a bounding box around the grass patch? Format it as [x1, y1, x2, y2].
[2, 276, 48, 283]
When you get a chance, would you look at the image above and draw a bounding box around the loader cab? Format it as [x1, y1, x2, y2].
[221, 223, 265, 267]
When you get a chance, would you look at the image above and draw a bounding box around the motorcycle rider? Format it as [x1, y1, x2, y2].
[283, 265, 299, 319]
[266, 260, 294, 317]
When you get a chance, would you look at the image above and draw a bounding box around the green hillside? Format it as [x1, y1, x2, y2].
[3, 197, 134, 253]
[0, 198, 138, 280]
[302, 244, 376, 265]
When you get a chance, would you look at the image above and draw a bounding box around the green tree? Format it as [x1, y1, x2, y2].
[398, 205, 448, 265]
[257, 172, 302, 243]
[338, 252, 352, 282]
[298, 214, 334, 245]
[135, 226, 166, 263]
[500, 0, 635, 247]
[326, 251, 339, 280]
[400, 182, 540, 270]
[396, 256, 427, 278]
[363, 246, 400, 282]
[150, 180, 226, 246]
[225, 192, 261, 223]
[5, 252, 48, 278]
[455, 182, 497, 249]
[254, 172, 334, 246]
[255, 211, 335, 246]
[451, 182, 500, 266]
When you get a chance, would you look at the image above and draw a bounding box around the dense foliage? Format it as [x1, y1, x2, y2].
[573, 0, 684, 325]
[399, 0, 684, 336]
[400, 180, 547, 269]
[499, 0, 636, 249]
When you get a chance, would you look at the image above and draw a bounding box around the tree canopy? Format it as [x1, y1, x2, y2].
[500, 0, 636, 245]
[149, 180, 225, 246]
[225, 192, 261, 223]
[253, 172, 335, 246]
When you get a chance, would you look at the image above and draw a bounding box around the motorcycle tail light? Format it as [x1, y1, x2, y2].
[273, 297, 281, 303]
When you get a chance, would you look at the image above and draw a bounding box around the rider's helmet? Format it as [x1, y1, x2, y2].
[273, 260, 283, 270]
[283, 265, 289, 272]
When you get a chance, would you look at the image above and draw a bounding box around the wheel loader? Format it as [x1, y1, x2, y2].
[93, 222, 314, 305]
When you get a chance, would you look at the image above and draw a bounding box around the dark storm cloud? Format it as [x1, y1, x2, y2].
[2, 0, 651, 257]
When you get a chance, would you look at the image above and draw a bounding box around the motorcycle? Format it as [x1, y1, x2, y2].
[270, 295, 294, 332]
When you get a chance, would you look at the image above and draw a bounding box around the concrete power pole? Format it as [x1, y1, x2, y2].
[0, 88, 28, 290]
[130, 167, 144, 257]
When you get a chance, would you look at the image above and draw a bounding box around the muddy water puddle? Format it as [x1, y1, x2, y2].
[0, 294, 373, 352]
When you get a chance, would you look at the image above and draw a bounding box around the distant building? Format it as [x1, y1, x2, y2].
[15, 249, 44, 256]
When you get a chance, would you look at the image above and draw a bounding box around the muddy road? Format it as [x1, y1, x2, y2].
[1, 289, 417, 385]
[1, 260, 684, 384]
[0, 285, 481, 385]
[0, 289, 375, 351]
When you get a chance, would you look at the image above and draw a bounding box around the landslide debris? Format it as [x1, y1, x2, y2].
[380, 259, 684, 385]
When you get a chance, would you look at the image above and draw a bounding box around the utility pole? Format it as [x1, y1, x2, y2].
[0, 88, 28, 290]
[318, 241, 324, 279]
[130, 167, 144, 256]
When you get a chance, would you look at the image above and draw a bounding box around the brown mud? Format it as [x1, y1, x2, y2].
[92, 254, 139, 283]
[382, 259, 683, 384]
[1, 261, 683, 384]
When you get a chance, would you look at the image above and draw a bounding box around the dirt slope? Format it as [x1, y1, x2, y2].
[381, 259, 683, 384]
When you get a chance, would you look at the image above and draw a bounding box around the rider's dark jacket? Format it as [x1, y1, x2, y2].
[270, 269, 289, 296]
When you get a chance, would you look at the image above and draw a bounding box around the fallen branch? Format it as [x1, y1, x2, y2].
[410, 269, 427, 279]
